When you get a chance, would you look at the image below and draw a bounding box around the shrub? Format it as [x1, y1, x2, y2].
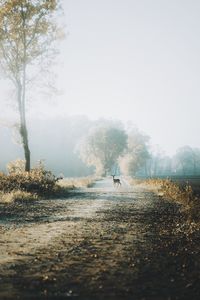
[7, 159, 25, 174]
[0, 160, 57, 196]
[0, 191, 38, 203]
[0, 160, 97, 202]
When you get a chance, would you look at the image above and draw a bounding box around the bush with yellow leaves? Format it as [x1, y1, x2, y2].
[0, 160, 58, 196]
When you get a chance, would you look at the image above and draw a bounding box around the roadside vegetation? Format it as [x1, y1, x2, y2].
[130, 178, 200, 226]
[58, 177, 97, 189]
[0, 160, 97, 204]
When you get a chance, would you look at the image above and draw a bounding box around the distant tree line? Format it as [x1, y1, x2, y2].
[1, 115, 200, 177]
[77, 121, 200, 178]
[148, 146, 200, 177]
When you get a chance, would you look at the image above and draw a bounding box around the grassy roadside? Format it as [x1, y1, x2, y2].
[0, 164, 97, 204]
[129, 178, 200, 227]
[57, 176, 97, 189]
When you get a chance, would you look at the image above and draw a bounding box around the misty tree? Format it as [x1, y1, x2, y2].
[173, 146, 200, 175]
[0, 0, 61, 171]
[148, 154, 172, 177]
[78, 126, 127, 176]
[119, 128, 150, 177]
[147, 146, 172, 177]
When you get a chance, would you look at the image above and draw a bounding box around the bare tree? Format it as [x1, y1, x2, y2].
[0, 0, 61, 171]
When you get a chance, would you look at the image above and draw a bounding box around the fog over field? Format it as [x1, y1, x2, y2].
[0, 0, 200, 174]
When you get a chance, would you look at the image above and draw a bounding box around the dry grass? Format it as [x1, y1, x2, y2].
[145, 178, 194, 204]
[130, 178, 200, 223]
[0, 160, 97, 202]
[0, 190, 38, 203]
[0, 167, 57, 196]
[42, 176, 97, 199]
[0, 175, 97, 203]
[0, 160, 98, 202]
[57, 176, 96, 189]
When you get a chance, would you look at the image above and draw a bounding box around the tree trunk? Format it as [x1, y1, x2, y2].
[17, 81, 31, 172]
[20, 121, 30, 172]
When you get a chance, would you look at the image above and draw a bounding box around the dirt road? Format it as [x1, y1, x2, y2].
[0, 178, 199, 300]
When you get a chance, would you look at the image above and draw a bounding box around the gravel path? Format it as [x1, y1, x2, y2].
[0, 178, 199, 300]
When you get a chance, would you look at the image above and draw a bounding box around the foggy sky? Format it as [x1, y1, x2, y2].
[1, 0, 200, 156]
[59, 0, 200, 155]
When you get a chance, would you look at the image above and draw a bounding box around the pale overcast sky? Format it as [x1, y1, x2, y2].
[57, 0, 200, 155]
[1, 0, 200, 155]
